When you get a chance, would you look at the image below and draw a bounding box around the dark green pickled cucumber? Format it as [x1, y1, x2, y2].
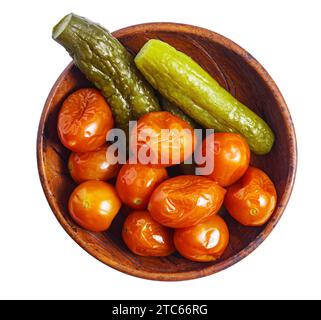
[135, 39, 274, 154]
[160, 96, 197, 128]
[52, 14, 160, 133]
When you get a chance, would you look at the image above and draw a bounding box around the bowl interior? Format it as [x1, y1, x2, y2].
[38, 23, 296, 281]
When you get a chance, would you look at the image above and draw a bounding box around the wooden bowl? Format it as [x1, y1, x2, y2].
[37, 23, 297, 281]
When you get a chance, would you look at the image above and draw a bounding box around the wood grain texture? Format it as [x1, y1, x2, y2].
[37, 23, 297, 281]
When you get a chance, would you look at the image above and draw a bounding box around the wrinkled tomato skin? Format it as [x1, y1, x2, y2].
[58, 88, 114, 153]
[68, 145, 120, 183]
[116, 163, 168, 210]
[148, 175, 226, 228]
[174, 215, 229, 262]
[130, 111, 195, 167]
[122, 211, 175, 257]
[196, 133, 250, 187]
[68, 181, 121, 232]
[224, 166, 277, 226]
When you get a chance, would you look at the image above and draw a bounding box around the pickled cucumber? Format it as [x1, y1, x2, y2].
[135, 39, 274, 154]
[52, 14, 160, 133]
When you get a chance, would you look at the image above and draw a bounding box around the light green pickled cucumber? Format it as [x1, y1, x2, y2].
[135, 39, 274, 154]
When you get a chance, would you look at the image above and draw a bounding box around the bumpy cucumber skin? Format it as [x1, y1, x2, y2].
[52, 14, 160, 133]
[135, 39, 274, 154]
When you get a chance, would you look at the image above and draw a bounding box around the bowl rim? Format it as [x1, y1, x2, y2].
[37, 22, 297, 281]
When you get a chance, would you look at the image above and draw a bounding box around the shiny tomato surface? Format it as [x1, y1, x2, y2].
[68, 145, 120, 183]
[196, 133, 250, 187]
[122, 211, 175, 257]
[224, 166, 277, 226]
[148, 175, 226, 228]
[116, 163, 168, 209]
[174, 215, 229, 262]
[58, 88, 114, 152]
[130, 111, 195, 167]
[68, 181, 121, 232]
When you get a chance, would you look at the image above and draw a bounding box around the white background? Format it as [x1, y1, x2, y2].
[0, 0, 320, 300]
